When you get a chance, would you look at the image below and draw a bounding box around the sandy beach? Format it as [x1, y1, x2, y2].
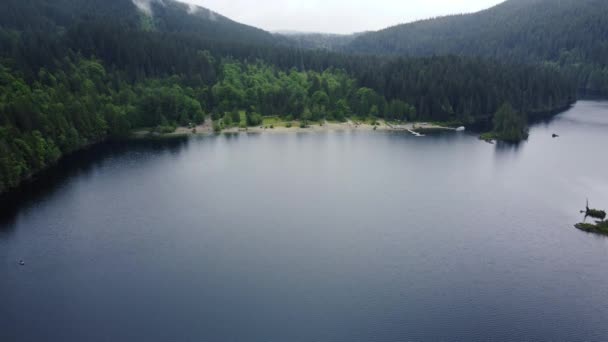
[134, 119, 457, 137]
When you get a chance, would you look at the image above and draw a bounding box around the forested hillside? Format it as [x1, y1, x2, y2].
[345, 0, 608, 95]
[1, 0, 281, 46]
[0, 0, 577, 193]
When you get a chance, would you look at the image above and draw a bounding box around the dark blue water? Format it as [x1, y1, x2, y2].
[2, 101, 608, 342]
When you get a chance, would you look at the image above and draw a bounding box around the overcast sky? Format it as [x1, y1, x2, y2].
[181, 0, 506, 34]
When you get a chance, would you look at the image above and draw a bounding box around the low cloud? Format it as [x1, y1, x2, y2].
[132, 0, 166, 16]
[187, 3, 199, 14]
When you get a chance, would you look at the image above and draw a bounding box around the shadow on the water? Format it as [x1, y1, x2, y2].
[223, 132, 240, 140]
[494, 140, 525, 153]
[492, 140, 526, 164]
[0, 137, 189, 232]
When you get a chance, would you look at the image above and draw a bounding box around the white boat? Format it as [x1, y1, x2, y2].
[407, 129, 425, 137]
[455, 126, 466, 132]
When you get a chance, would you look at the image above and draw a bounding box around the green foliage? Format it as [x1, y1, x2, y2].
[388, 100, 416, 121]
[213, 121, 222, 133]
[333, 99, 351, 122]
[246, 112, 263, 126]
[230, 109, 241, 125]
[490, 103, 529, 142]
[587, 208, 607, 220]
[479, 132, 497, 142]
[575, 220, 608, 235]
[222, 113, 233, 127]
[208, 62, 386, 123]
[0, 58, 211, 193]
[0, 60, 111, 192]
[137, 82, 205, 128]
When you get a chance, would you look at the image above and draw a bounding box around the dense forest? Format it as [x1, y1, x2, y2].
[344, 0, 608, 96]
[1, 0, 283, 46]
[0, 0, 578, 193]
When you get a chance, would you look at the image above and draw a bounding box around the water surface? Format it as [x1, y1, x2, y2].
[1, 101, 608, 342]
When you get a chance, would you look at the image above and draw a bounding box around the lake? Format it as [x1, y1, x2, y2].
[1, 100, 608, 342]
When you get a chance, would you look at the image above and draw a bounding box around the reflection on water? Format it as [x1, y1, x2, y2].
[0, 138, 189, 229]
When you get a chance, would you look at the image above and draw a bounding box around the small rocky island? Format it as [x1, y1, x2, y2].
[575, 201, 608, 235]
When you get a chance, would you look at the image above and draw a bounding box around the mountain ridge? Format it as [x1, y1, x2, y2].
[0, 0, 283, 46]
[342, 0, 608, 94]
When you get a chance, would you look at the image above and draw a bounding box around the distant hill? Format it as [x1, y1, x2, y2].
[0, 0, 282, 46]
[345, 0, 608, 94]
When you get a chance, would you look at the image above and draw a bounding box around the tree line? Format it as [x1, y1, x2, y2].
[0, 52, 577, 193]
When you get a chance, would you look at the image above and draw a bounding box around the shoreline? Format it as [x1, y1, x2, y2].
[133, 120, 459, 138]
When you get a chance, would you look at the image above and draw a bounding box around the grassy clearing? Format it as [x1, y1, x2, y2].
[479, 132, 497, 142]
[262, 116, 287, 127]
[429, 120, 465, 128]
[261, 116, 309, 128]
[239, 111, 247, 127]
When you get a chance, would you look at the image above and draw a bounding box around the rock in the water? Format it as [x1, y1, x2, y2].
[19, 260, 25, 266]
